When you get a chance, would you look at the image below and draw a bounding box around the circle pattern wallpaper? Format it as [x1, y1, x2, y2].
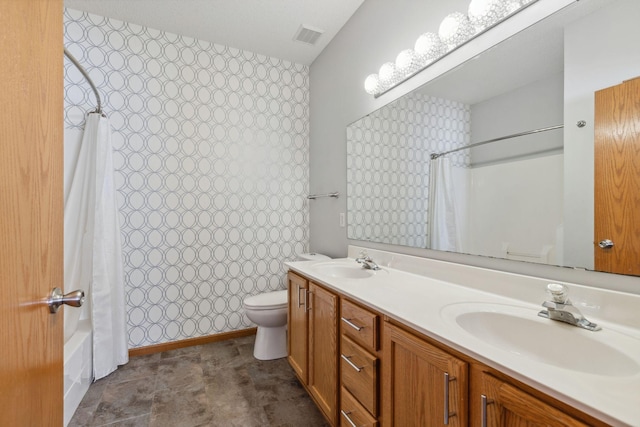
[347, 92, 470, 248]
[64, 9, 310, 347]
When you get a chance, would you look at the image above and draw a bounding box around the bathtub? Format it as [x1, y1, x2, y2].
[64, 126, 94, 426]
[64, 319, 92, 427]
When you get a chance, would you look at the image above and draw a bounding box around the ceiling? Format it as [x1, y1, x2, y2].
[63, 0, 365, 66]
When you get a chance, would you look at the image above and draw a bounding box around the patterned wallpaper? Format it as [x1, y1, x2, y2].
[63, 9, 310, 347]
[346, 93, 470, 248]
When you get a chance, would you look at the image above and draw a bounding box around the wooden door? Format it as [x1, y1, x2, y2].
[382, 322, 468, 427]
[594, 77, 640, 275]
[287, 272, 309, 382]
[0, 0, 64, 426]
[308, 282, 339, 426]
[480, 373, 587, 427]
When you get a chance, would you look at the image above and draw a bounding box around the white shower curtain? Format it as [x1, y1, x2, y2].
[428, 156, 468, 252]
[64, 113, 128, 380]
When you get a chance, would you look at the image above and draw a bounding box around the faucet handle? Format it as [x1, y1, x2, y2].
[547, 283, 569, 303]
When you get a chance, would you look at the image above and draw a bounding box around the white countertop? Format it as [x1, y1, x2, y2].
[285, 246, 640, 426]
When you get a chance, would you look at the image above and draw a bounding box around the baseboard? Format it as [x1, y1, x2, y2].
[128, 327, 257, 357]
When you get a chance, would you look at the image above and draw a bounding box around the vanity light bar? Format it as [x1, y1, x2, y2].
[365, 0, 540, 98]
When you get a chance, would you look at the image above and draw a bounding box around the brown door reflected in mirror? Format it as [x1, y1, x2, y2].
[594, 76, 640, 275]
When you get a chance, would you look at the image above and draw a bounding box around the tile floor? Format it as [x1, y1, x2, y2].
[69, 335, 329, 427]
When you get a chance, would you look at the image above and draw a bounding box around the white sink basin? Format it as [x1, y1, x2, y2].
[441, 302, 640, 377]
[310, 261, 374, 279]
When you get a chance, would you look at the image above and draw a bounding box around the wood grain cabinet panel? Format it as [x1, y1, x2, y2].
[479, 373, 588, 427]
[341, 386, 379, 427]
[341, 335, 378, 416]
[308, 282, 339, 426]
[287, 272, 308, 382]
[382, 322, 468, 427]
[341, 299, 379, 352]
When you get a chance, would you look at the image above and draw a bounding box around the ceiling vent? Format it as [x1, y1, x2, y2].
[293, 25, 324, 45]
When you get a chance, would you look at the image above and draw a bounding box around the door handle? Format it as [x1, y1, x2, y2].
[296, 284, 304, 307]
[598, 239, 614, 249]
[341, 317, 364, 331]
[444, 372, 456, 425]
[47, 287, 85, 313]
[481, 394, 495, 427]
[341, 354, 363, 372]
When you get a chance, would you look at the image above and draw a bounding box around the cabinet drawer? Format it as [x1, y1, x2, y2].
[340, 386, 378, 427]
[341, 335, 378, 416]
[341, 299, 378, 351]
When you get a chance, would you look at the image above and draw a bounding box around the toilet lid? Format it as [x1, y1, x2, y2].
[244, 290, 288, 310]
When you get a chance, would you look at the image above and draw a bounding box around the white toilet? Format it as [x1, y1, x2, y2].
[243, 252, 330, 360]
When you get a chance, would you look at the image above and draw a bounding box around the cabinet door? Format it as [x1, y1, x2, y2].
[309, 282, 339, 425]
[383, 322, 468, 427]
[287, 272, 308, 383]
[480, 373, 588, 427]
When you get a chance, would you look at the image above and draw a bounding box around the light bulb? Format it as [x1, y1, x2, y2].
[395, 49, 421, 77]
[505, 0, 524, 14]
[364, 74, 380, 95]
[438, 12, 475, 48]
[379, 62, 397, 88]
[468, 0, 508, 30]
[414, 32, 446, 63]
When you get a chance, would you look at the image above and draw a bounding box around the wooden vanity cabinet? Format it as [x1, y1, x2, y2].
[382, 321, 468, 427]
[288, 270, 609, 427]
[339, 299, 381, 426]
[478, 373, 589, 427]
[287, 272, 339, 426]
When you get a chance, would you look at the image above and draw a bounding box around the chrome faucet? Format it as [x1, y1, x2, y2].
[355, 251, 381, 271]
[538, 284, 601, 331]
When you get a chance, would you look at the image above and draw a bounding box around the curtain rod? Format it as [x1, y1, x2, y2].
[64, 47, 103, 115]
[430, 124, 563, 160]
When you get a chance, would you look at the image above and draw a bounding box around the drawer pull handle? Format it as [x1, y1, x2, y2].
[341, 317, 364, 331]
[341, 410, 358, 427]
[444, 372, 456, 425]
[296, 284, 303, 308]
[341, 354, 363, 372]
[481, 394, 495, 427]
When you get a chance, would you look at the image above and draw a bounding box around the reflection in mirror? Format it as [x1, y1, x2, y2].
[347, 0, 639, 275]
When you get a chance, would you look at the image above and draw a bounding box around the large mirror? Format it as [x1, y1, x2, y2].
[347, 0, 640, 276]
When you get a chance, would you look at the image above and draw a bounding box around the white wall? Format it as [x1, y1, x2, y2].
[310, 0, 640, 293]
[470, 72, 564, 165]
[466, 73, 564, 266]
[563, 0, 640, 270]
[468, 154, 563, 263]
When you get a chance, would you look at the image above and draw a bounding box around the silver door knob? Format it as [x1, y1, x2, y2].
[47, 287, 85, 313]
[598, 239, 615, 249]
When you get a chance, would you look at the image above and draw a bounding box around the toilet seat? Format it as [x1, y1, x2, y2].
[244, 290, 287, 310]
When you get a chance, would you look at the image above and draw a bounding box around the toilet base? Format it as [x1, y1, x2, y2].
[253, 325, 287, 360]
